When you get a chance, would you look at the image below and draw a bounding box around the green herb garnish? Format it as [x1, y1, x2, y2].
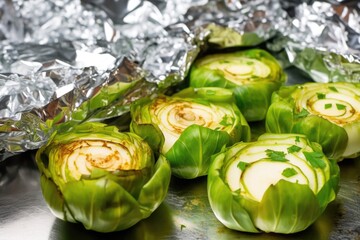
[317, 93, 326, 99]
[295, 109, 310, 119]
[266, 149, 288, 162]
[329, 86, 338, 92]
[237, 161, 249, 171]
[303, 151, 326, 169]
[219, 115, 234, 126]
[282, 168, 298, 178]
[336, 104, 346, 110]
[324, 103, 332, 109]
[287, 145, 302, 153]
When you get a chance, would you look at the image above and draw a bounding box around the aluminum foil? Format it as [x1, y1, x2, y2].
[269, 0, 360, 82]
[0, 0, 359, 161]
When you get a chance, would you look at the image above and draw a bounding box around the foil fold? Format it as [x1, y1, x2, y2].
[269, 0, 360, 82]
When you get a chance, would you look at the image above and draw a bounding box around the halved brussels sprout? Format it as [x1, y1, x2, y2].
[130, 87, 250, 179]
[35, 122, 171, 233]
[208, 133, 339, 234]
[266, 82, 360, 160]
[189, 49, 286, 121]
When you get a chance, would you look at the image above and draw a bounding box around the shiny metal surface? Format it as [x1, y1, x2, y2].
[0, 135, 360, 240]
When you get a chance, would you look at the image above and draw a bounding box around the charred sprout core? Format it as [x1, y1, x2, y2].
[52, 139, 144, 182]
[150, 96, 235, 152]
[201, 57, 271, 83]
[296, 85, 360, 126]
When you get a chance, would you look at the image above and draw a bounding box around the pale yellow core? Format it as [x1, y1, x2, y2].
[62, 140, 133, 180]
[204, 57, 271, 84]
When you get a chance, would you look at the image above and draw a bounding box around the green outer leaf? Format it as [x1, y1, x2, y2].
[265, 95, 294, 133]
[238, 111, 251, 142]
[255, 180, 321, 233]
[207, 152, 260, 232]
[39, 174, 76, 223]
[71, 81, 137, 121]
[137, 155, 171, 216]
[343, 122, 360, 158]
[233, 82, 281, 122]
[190, 66, 236, 88]
[316, 158, 340, 211]
[292, 116, 348, 160]
[130, 121, 164, 154]
[165, 124, 231, 179]
[130, 97, 164, 153]
[63, 178, 143, 232]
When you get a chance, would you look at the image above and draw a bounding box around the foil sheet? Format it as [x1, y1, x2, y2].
[0, 0, 359, 161]
[270, 0, 360, 82]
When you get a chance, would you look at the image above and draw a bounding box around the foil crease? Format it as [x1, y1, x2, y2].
[0, 0, 359, 161]
[270, 0, 360, 82]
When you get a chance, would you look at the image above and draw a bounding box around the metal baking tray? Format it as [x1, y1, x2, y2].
[0, 67, 360, 240]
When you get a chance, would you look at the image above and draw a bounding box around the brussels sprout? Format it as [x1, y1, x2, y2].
[189, 49, 286, 121]
[35, 122, 171, 233]
[130, 87, 250, 179]
[207, 133, 339, 234]
[266, 82, 360, 160]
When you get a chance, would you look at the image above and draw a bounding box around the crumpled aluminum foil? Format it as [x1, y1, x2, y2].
[0, 0, 359, 162]
[269, 0, 360, 82]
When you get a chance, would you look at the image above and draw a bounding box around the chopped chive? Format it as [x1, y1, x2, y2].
[324, 103, 332, 109]
[237, 161, 249, 171]
[336, 104, 346, 110]
[317, 93, 326, 99]
[303, 151, 326, 169]
[329, 86, 338, 92]
[265, 149, 288, 162]
[282, 168, 298, 178]
[246, 61, 254, 65]
[287, 145, 302, 153]
[295, 108, 310, 119]
[219, 115, 234, 126]
[295, 136, 300, 143]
